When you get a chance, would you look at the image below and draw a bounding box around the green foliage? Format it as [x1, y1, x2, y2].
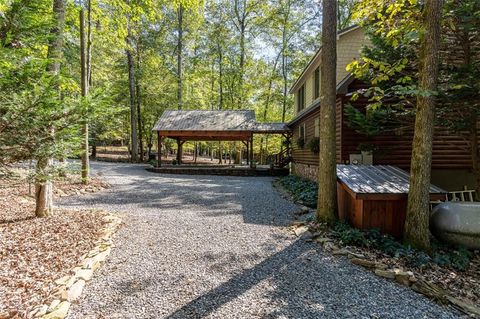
[332, 222, 474, 271]
[278, 175, 318, 208]
[306, 137, 319, 153]
[296, 137, 305, 149]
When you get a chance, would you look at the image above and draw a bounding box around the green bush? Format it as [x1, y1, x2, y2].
[307, 137, 320, 153]
[278, 175, 318, 208]
[296, 137, 305, 149]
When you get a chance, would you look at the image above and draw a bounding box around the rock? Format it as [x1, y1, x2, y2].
[75, 269, 93, 281]
[293, 226, 309, 237]
[34, 305, 48, 318]
[54, 276, 71, 286]
[67, 280, 85, 301]
[445, 296, 480, 317]
[350, 258, 376, 268]
[375, 263, 388, 270]
[374, 269, 396, 279]
[51, 286, 68, 301]
[347, 252, 366, 259]
[289, 221, 306, 227]
[323, 242, 338, 252]
[332, 248, 351, 256]
[65, 276, 76, 288]
[300, 231, 313, 240]
[48, 299, 61, 313]
[294, 206, 310, 215]
[394, 270, 414, 286]
[314, 237, 332, 244]
[43, 301, 70, 319]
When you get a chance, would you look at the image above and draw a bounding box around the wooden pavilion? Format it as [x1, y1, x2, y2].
[152, 110, 291, 168]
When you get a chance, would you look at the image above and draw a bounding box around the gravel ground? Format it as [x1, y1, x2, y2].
[60, 161, 460, 319]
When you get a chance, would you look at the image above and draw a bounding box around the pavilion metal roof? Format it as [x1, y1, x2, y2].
[153, 110, 289, 134]
[153, 110, 256, 132]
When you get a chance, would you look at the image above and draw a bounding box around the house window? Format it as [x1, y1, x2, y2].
[299, 123, 306, 140]
[297, 85, 305, 112]
[314, 67, 320, 99]
[314, 118, 319, 137]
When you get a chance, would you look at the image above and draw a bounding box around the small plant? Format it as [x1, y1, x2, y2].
[332, 222, 474, 272]
[172, 159, 177, 165]
[277, 175, 318, 208]
[307, 137, 320, 153]
[296, 137, 305, 149]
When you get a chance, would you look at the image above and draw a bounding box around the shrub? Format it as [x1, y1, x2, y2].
[332, 222, 473, 271]
[278, 175, 318, 208]
[307, 137, 320, 153]
[296, 137, 305, 149]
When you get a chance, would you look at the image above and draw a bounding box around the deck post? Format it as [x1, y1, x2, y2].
[249, 134, 254, 168]
[176, 138, 182, 165]
[246, 140, 249, 165]
[157, 131, 161, 167]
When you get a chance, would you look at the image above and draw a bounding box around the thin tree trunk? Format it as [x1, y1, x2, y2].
[80, 8, 89, 184]
[136, 40, 144, 161]
[86, 0, 92, 86]
[126, 15, 138, 162]
[317, 0, 337, 225]
[218, 47, 224, 110]
[35, 0, 66, 217]
[404, 0, 443, 251]
[177, 4, 183, 109]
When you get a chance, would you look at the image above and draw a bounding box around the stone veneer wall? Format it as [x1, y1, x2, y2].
[291, 162, 318, 182]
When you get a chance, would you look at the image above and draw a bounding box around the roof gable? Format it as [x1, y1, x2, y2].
[289, 25, 362, 94]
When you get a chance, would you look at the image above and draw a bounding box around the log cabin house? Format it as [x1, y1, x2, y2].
[288, 25, 477, 192]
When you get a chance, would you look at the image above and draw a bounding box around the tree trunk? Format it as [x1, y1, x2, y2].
[317, 0, 337, 225]
[126, 15, 138, 162]
[35, 158, 53, 217]
[36, 0, 66, 217]
[177, 4, 183, 109]
[136, 41, 144, 161]
[404, 0, 443, 251]
[86, 0, 92, 86]
[80, 8, 89, 184]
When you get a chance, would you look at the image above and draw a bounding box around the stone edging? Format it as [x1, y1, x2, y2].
[28, 212, 122, 319]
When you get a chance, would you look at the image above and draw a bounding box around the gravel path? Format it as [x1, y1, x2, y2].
[61, 161, 459, 319]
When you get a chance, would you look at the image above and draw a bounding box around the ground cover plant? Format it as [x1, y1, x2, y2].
[277, 175, 318, 208]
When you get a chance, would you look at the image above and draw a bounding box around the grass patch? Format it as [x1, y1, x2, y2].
[277, 175, 318, 208]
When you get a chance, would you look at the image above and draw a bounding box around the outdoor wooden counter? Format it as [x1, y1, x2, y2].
[336, 165, 446, 238]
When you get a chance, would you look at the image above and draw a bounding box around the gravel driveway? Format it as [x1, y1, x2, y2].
[60, 161, 459, 319]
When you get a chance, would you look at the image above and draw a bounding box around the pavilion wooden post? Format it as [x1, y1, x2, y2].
[245, 140, 249, 165]
[157, 131, 162, 167]
[176, 138, 182, 164]
[249, 134, 254, 168]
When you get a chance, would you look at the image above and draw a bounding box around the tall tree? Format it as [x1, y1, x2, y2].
[35, 0, 67, 217]
[126, 14, 139, 162]
[80, 3, 90, 184]
[177, 3, 184, 109]
[404, 0, 443, 250]
[316, 0, 337, 224]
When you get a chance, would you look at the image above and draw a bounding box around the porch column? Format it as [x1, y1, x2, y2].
[249, 134, 254, 168]
[157, 131, 162, 167]
[246, 140, 249, 165]
[176, 139, 182, 165]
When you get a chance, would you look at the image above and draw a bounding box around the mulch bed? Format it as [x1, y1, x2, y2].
[0, 171, 111, 318]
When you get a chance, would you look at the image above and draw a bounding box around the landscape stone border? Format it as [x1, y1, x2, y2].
[27, 212, 122, 319]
